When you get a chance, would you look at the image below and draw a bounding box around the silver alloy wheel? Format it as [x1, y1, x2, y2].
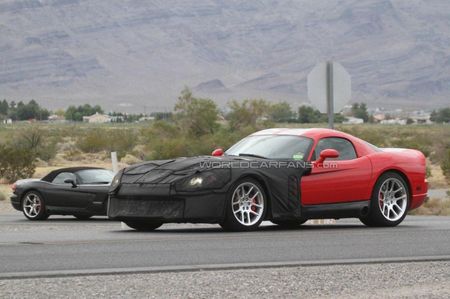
[231, 182, 264, 226]
[23, 193, 42, 218]
[378, 178, 407, 221]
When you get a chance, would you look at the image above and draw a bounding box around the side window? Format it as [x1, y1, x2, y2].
[314, 137, 357, 161]
[52, 172, 76, 184]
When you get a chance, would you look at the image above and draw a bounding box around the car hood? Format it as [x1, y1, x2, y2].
[120, 156, 247, 184]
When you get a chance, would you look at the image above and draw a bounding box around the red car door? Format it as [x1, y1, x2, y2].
[301, 137, 372, 205]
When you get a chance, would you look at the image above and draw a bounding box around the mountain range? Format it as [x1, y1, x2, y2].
[1, 0, 449, 112]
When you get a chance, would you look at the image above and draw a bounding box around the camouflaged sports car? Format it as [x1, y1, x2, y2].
[108, 128, 427, 231]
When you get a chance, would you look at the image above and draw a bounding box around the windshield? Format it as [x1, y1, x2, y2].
[226, 135, 313, 160]
[76, 169, 114, 184]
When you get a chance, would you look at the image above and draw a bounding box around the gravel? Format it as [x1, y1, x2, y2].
[1, 261, 449, 299]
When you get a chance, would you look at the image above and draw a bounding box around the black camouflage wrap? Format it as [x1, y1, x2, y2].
[108, 156, 311, 223]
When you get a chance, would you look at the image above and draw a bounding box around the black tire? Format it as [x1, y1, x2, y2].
[360, 172, 410, 227]
[124, 220, 163, 231]
[73, 214, 93, 220]
[21, 190, 49, 221]
[272, 219, 307, 229]
[220, 178, 267, 232]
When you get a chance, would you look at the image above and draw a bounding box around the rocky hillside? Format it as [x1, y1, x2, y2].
[1, 0, 449, 111]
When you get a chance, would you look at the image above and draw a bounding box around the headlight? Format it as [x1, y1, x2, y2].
[109, 169, 124, 193]
[189, 176, 204, 187]
[175, 169, 230, 191]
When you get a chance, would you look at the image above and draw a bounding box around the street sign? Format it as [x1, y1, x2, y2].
[307, 61, 351, 128]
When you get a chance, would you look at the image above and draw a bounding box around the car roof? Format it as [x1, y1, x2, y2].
[41, 167, 106, 182]
[251, 128, 377, 158]
[251, 128, 352, 139]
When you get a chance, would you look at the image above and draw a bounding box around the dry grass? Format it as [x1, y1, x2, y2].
[427, 162, 449, 188]
[0, 184, 11, 201]
[410, 198, 450, 216]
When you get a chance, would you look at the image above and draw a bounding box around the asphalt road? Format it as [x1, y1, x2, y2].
[1, 213, 450, 279]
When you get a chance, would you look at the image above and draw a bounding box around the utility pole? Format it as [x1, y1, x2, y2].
[326, 61, 334, 129]
[307, 61, 351, 128]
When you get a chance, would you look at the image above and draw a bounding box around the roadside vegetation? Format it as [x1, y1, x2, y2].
[410, 198, 450, 216]
[0, 90, 449, 214]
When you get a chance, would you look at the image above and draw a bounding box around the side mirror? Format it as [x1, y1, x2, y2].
[316, 149, 339, 164]
[211, 148, 224, 157]
[64, 178, 77, 188]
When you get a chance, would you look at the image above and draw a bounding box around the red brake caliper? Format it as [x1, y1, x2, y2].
[251, 194, 257, 212]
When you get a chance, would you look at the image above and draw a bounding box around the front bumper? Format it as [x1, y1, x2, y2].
[108, 183, 228, 223]
[10, 194, 21, 211]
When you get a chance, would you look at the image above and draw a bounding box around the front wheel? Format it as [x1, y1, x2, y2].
[124, 221, 163, 231]
[360, 172, 409, 227]
[220, 178, 267, 232]
[22, 191, 49, 220]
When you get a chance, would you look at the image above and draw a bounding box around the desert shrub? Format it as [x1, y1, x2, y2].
[442, 149, 450, 182]
[426, 165, 432, 178]
[338, 125, 434, 157]
[121, 154, 142, 165]
[227, 99, 270, 130]
[141, 121, 182, 160]
[76, 128, 137, 159]
[338, 125, 388, 147]
[410, 198, 450, 216]
[10, 127, 59, 161]
[62, 147, 84, 161]
[390, 137, 431, 157]
[76, 130, 108, 153]
[174, 87, 219, 136]
[0, 144, 36, 182]
[140, 119, 275, 160]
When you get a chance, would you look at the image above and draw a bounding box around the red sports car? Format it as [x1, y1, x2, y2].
[108, 128, 428, 231]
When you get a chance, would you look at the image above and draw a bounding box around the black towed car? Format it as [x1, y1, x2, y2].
[11, 167, 114, 220]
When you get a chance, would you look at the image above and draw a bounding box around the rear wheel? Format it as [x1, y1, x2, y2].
[125, 221, 163, 231]
[272, 219, 307, 229]
[22, 191, 49, 220]
[360, 172, 409, 227]
[220, 178, 267, 232]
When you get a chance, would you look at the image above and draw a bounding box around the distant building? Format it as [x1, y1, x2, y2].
[343, 116, 364, 124]
[110, 115, 125, 122]
[138, 116, 155, 122]
[48, 114, 65, 122]
[380, 118, 407, 125]
[83, 112, 111, 123]
[2, 118, 12, 124]
[409, 111, 432, 124]
[372, 113, 386, 123]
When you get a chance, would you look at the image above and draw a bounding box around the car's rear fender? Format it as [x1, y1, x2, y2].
[368, 149, 427, 210]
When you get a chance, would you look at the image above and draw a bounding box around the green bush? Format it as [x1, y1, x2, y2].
[338, 125, 433, 157]
[0, 145, 36, 182]
[390, 138, 431, 157]
[227, 99, 270, 130]
[174, 87, 219, 136]
[13, 127, 59, 161]
[140, 121, 184, 160]
[76, 128, 137, 159]
[140, 120, 273, 160]
[442, 149, 450, 182]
